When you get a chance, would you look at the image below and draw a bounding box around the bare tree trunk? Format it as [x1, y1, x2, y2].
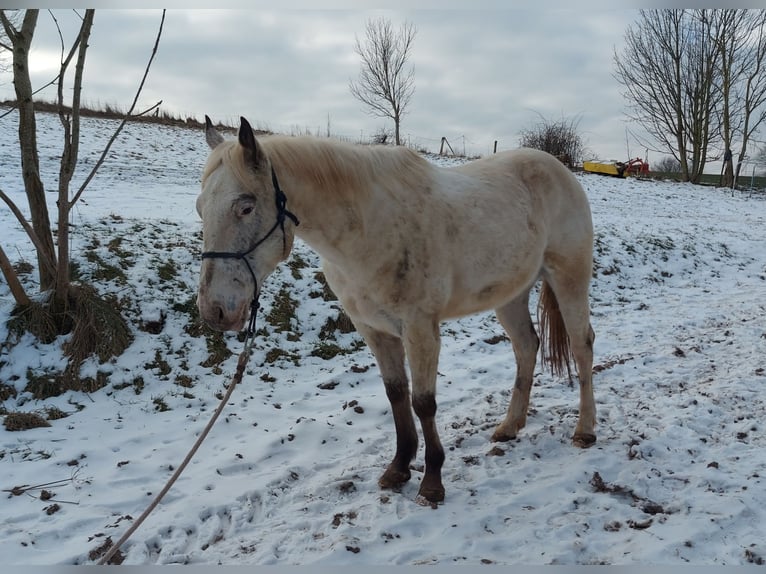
[0, 245, 30, 306]
[3, 10, 57, 290]
[715, 11, 737, 188]
[55, 9, 94, 305]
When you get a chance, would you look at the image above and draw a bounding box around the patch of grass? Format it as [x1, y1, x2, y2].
[319, 310, 356, 339]
[23, 370, 110, 400]
[264, 348, 300, 365]
[174, 295, 213, 338]
[643, 235, 675, 252]
[287, 253, 308, 280]
[152, 396, 170, 412]
[105, 235, 137, 271]
[85, 250, 129, 284]
[174, 374, 194, 388]
[44, 405, 69, 420]
[144, 349, 171, 377]
[310, 271, 337, 301]
[311, 342, 346, 360]
[266, 285, 299, 333]
[23, 371, 62, 399]
[13, 259, 34, 276]
[174, 296, 202, 331]
[202, 334, 232, 368]
[63, 285, 133, 366]
[7, 300, 59, 344]
[157, 259, 178, 282]
[112, 376, 145, 395]
[3, 411, 51, 431]
[311, 340, 365, 360]
[9, 284, 134, 398]
[171, 296, 232, 368]
[0, 383, 17, 402]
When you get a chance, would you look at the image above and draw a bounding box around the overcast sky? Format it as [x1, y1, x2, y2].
[1, 8, 658, 162]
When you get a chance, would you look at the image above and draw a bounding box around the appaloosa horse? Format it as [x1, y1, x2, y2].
[196, 116, 596, 504]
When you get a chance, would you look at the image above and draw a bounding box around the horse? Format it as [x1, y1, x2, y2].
[196, 116, 596, 504]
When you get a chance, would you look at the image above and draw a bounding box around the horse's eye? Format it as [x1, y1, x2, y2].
[235, 194, 256, 217]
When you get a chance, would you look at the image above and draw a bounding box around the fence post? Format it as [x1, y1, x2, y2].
[440, 137, 455, 156]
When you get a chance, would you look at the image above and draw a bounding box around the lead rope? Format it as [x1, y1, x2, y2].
[98, 168, 296, 565]
[96, 307, 259, 565]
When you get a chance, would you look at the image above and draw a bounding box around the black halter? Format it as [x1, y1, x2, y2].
[201, 167, 299, 336]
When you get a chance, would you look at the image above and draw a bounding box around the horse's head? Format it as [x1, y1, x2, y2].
[196, 116, 297, 332]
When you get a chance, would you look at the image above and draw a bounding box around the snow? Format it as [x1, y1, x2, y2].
[1, 109, 765, 566]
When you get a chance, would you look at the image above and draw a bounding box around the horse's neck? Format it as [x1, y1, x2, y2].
[265, 137, 372, 263]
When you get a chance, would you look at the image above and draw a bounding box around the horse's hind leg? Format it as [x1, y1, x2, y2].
[542, 262, 597, 447]
[354, 323, 418, 489]
[491, 290, 539, 442]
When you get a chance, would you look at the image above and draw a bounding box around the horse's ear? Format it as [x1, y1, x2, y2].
[238, 116, 264, 167]
[205, 115, 225, 149]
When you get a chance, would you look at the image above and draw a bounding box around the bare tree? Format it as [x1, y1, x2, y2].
[654, 155, 682, 173]
[519, 113, 586, 167]
[349, 17, 416, 146]
[614, 9, 721, 183]
[714, 10, 766, 188]
[0, 9, 164, 386]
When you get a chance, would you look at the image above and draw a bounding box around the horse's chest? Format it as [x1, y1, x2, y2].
[321, 251, 440, 336]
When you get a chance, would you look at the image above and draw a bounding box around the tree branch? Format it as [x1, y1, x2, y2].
[68, 9, 165, 209]
[0, 187, 57, 279]
[0, 243, 31, 306]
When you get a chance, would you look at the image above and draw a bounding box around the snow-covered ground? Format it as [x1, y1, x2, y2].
[1, 109, 765, 566]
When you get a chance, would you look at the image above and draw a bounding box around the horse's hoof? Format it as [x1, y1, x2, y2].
[416, 485, 445, 505]
[491, 429, 516, 442]
[573, 433, 597, 448]
[378, 466, 411, 489]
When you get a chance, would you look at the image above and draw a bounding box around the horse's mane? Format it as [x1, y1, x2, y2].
[203, 135, 434, 200]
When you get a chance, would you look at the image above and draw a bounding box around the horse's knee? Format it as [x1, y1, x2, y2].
[383, 377, 409, 403]
[412, 392, 436, 419]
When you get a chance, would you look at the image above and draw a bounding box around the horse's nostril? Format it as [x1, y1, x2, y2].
[215, 305, 225, 322]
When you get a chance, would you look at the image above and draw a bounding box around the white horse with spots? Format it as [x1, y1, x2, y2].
[196, 116, 596, 504]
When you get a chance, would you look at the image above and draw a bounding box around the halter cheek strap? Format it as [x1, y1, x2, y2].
[201, 167, 299, 336]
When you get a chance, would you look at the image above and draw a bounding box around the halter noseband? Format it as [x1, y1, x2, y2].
[201, 167, 299, 336]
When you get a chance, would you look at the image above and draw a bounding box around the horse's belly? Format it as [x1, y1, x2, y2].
[443, 262, 540, 319]
[443, 284, 523, 318]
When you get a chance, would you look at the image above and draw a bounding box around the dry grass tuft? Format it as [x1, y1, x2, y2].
[3, 411, 51, 431]
[7, 284, 132, 399]
[63, 283, 132, 367]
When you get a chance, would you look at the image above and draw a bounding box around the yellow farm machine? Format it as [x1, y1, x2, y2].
[582, 157, 649, 178]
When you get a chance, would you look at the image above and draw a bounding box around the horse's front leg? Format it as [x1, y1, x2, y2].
[354, 323, 418, 489]
[403, 318, 445, 503]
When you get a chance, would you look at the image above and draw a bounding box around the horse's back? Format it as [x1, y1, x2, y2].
[449, 147, 591, 232]
[454, 148, 584, 199]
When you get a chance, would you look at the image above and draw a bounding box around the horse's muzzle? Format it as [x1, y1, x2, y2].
[197, 292, 249, 332]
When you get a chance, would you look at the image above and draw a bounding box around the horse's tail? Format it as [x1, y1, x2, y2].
[538, 280, 573, 379]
